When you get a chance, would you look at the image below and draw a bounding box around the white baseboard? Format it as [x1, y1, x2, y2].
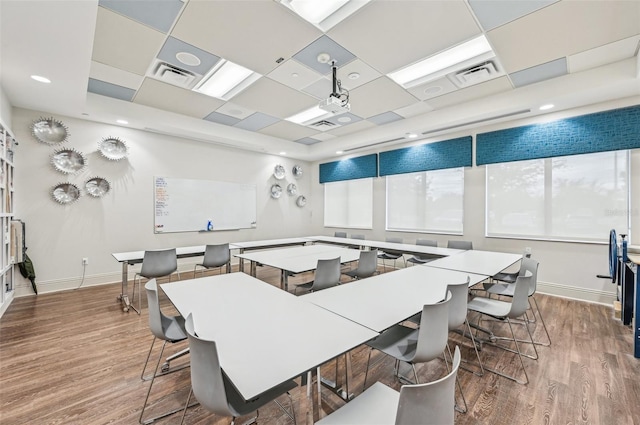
[536, 280, 616, 306]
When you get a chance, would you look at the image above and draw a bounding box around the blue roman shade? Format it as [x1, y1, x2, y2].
[379, 136, 472, 176]
[319, 153, 378, 183]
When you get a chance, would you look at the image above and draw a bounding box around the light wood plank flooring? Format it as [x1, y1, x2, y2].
[1, 265, 638, 425]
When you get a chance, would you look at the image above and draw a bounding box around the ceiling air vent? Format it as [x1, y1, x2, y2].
[310, 120, 338, 132]
[451, 60, 499, 87]
[153, 62, 196, 87]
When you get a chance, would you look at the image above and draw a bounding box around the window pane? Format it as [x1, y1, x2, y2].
[324, 179, 373, 228]
[386, 168, 464, 234]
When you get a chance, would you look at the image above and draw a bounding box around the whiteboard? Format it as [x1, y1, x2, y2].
[154, 176, 257, 233]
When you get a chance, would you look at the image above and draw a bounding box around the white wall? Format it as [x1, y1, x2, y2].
[309, 97, 640, 305]
[12, 108, 312, 295]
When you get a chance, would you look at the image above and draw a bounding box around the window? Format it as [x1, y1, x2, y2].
[324, 178, 373, 228]
[386, 168, 464, 234]
[486, 150, 630, 242]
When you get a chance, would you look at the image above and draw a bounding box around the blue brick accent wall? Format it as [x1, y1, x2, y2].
[378, 136, 472, 176]
[476, 104, 640, 165]
[319, 153, 378, 183]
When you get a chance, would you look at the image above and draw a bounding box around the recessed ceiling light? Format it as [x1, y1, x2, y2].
[317, 52, 332, 64]
[539, 104, 555, 111]
[337, 116, 352, 123]
[291, 72, 299, 78]
[405, 132, 418, 138]
[194, 60, 261, 101]
[31, 75, 51, 83]
[116, 119, 128, 124]
[348, 72, 360, 80]
[424, 86, 442, 95]
[336, 150, 343, 154]
[176, 52, 201, 67]
[388, 35, 493, 88]
[280, 151, 287, 155]
[280, 0, 370, 31]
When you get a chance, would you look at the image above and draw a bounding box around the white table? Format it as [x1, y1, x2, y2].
[302, 265, 488, 332]
[309, 235, 464, 259]
[425, 250, 523, 277]
[231, 237, 311, 272]
[160, 273, 378, 421]
[235, 245, 361, 291]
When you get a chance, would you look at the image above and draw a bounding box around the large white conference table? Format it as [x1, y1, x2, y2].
[425, 249, 523, 277]
[302, 265, 488, 332]
[161, 273, 378, 423]
[234, 244, 361, 291]
[309, 235, 464, 258]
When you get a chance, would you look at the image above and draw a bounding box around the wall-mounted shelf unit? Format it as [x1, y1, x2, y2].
[0, 122, 16, 309]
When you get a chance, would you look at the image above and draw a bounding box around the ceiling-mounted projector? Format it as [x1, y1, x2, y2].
[319, 96, 350, 115]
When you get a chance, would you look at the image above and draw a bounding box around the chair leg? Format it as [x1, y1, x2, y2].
[180, 387, 192, 425]
[445, 344, 468, 414]
[363, 348, 373, 392]
[532, 296, 552, 346]
[464, 318, 485, 376]
[481, 317, 529, 385]
[131, 275, 141, 315]
[140, 336, 157, 381]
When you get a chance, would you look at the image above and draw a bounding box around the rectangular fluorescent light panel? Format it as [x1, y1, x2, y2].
[280, 0, 369, 31]
[194, 60, 260, 101]
[388, 35, 493, 88]
[286, 105, 329, 125]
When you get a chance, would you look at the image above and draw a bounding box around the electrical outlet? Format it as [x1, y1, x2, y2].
[525, 247, 532, 254]
[82, 257, 89, 265]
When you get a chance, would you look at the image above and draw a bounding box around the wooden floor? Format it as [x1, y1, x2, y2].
[0, 265, 638, 425]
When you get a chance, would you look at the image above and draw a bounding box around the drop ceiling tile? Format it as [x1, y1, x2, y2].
[90, 61, 144, 90]
[87, 78, 136, 101]
[468, 0, 558, 31]
[309, 132, 337, 142]
[133, 78, 225, 118]
[98, 0, 184, 33]
[368, 111, 404, 126]
[325, 112, 363, 126]
[92, 7, 165, 75]
[232, 77, 318, 119]
[157, 37, 221, 76]
[510, 58, 567, 87]
[326, 120, 376, 137]
[334, 59, 382, 90]
[427, 76, 513, 109]
[328, 0, 481, 74]
[203, 112, 241, 126]
[292, 35, 356, 75]
[233, 113, 280, 132]
[487, 0, 640, 73]
[171, 1, 322, 75]
[267, 59, 323, 91]
[394, 102, 436, 119]
[295, 137, 322, 145]
[569, 35, 640, 73]
[302, 77, 332, 99]
[348, 77, 419, 119]
[258, 120, 320, 140]
[215, 102, 256, 120]
[407, 77, 459, 101]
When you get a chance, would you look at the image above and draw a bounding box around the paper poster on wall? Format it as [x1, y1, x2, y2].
[154, 176, 257, 233]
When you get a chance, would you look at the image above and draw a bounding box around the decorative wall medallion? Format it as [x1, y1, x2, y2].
[286, 183, 297, 196]
[51, 148, 87, 174]
[273, 164, 286, 180]
[98, 136, 128, 161]
[31, 117, 69, 145]
[292, 165, 303, 177]
[52, 182, 81, 204]
[270, 184, 282, 199]
[85, 177, 111, 198]
[296, 195, 307, 207]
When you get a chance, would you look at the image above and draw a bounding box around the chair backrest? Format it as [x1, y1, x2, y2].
[185, 314, 234, 417]
[386, 237, 402, 244]
[350, 234, 365, 240]
[508, 273, 533, 318]
[334, 231, 347, 238]
[518, 257, 539, 296]
[355, 249, 378, 278]
[312, 257, 341, 291]
[447, 240, 473, 250]
[203, 243, 230, 268]
[416, 239, 437, 247]
[395, 346, 460, 425]
[140, 248, 178, 278]
[413, 290, 452, 363]
[446, 277, 471, 330]
[145, 279, 184, 342]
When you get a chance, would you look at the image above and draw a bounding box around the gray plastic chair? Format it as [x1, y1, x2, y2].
[132, 248, 180, 314]
[378, 237, 405, 271]
[317, 347, 461, 425]
[180, 314, 297, 425]
[334, 231, 347, 237]
[140, 279, 190, 424]
[294, 257, 341, 294]
[467, 274, 537, 384]
[491, 250, 532, 284]
[485, 258, 550, 346]
[407, 239, 438, 265]
[194, 243, 231, 277]
[350, 234, 365, 240]
[363, 291, 452, 390]
[447, 240, 473, 250]
[343, 249, 378, 280]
